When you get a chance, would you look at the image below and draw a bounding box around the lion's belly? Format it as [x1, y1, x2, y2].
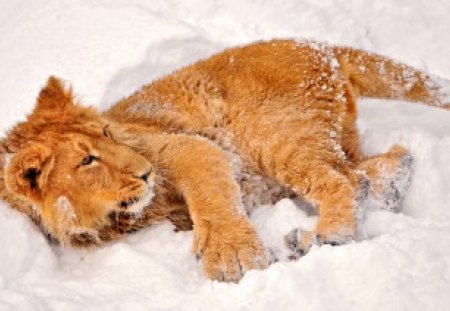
[238, 167, 294, 212]
[200, 127, 295, 213]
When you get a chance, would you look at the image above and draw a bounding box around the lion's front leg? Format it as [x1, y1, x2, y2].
[147, 134, 268, 282]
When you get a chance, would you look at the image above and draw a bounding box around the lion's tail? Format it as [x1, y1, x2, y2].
[334, 46, 450, 109]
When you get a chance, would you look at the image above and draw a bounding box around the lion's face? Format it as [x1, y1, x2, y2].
[3, 77, 155, 246]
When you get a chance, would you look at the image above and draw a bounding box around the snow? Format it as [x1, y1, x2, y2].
[1, 0, 450, 310]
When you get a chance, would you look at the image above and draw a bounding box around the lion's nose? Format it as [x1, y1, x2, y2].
[136, 169, 152, 183]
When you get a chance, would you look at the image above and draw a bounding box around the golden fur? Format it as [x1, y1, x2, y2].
[1, 39, 449, 282]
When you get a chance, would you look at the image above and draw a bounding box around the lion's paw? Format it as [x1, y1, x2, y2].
[285, 228, 354, 257]
[361, 145, 413, 213]
[285, 228, 318, 256]
[382, 151, 413, 213]
[194, 219, 269, 282]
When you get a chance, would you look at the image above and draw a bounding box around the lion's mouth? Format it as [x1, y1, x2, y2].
[118, 187, 155, 214]
[67, 189, 155, 247]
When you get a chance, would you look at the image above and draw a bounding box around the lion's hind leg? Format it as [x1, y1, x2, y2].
[358, 145, 413, 213]
[262, 145, 368, 254]
[284, 146, 412, 257]
[283, 164, 369, 256]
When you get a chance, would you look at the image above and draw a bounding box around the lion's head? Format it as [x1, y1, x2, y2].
[1, 77, 156, 246]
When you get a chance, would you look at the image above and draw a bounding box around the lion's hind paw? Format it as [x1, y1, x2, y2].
[285, 228, 354, 257]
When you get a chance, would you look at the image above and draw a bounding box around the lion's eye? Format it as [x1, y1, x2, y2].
[103, 125, 110, 138]
[81, 155, 98, 166]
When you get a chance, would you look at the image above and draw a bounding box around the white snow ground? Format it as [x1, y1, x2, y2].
[1, 0, 450, 310]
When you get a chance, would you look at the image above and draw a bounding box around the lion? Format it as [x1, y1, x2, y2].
[0, 39, 449, 282]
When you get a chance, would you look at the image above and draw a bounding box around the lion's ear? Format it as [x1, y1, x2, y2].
[5, 143, 54, 202]
[35, 76, 74, 112]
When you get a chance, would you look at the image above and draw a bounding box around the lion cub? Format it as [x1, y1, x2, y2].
[1, 40, 449, 282]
